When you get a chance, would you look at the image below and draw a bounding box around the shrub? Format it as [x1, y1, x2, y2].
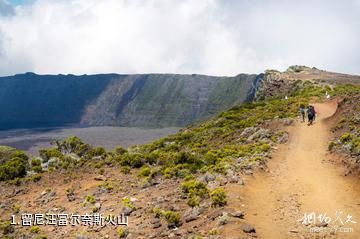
[174, 151, 199, 165]
[12, 204, 21, 213]
[129, 153, 145, 168]
[187, 194, 200, 208]
[351, 137, 360, 154]
[259, 143, 271, 152]
[340, 133, 353, 143]
[85, 195, 96, 204]
[8, 150, 29, 162]
[60, 136, 91, 156]
[31, 158, 41, 167]
[122, 197, 136, 210]
[152, 208, 163, 218]
[117, 227, 129, 238]
[99, 181, 114, 192]
[32, 165, 43, 173]
[39, 148, 63, 162]
[115, 146, 127, 155]
[30, 225, 40, 233]
[145, 151, 159, 164]
[120, 166, 131, 174]
[163, 210, 181, 225]
[30, 174, 42, 182]
[0, 220, 14, 234]
[209, 228, 219, 235]
[210, 188, 227, 207]
[151, 208, 181, 226]
[138, 165, 151, 177]
[59, 155, 78, 169]
[204, 150, 221, 165]
[86, 147, 106, 159]
[121, 153, 145, 168]
[0, 156, 28, 181]
[181, 180, 208, 197]
[328, 141, 337, 151]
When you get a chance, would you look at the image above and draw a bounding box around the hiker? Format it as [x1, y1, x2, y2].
[311, 105, 316, 121]
[307, 105, 316, 125]
[325, 91, 330, 99]
[299, 104, 306, 122]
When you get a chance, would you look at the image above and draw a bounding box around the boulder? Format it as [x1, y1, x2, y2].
[242, 223, 256, 233]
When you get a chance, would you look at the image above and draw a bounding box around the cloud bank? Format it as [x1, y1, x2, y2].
[0, 0, 359, 76]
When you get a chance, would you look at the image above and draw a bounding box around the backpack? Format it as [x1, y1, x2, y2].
[307, 109, 314, 118]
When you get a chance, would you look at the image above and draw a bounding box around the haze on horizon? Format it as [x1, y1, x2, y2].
[0, 0, 359, 77]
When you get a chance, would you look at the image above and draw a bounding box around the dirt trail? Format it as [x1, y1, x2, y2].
[243, 100, 360, 238]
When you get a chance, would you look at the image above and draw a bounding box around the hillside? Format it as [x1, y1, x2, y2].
[0, 72, 259, 129]
[1, 67, 360, 239]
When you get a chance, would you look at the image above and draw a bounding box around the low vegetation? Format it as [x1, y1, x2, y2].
[152, 208, 181, 227]
[0, 146, 28, 181]
[328, 89, 360, 161]
[210, 188, 227, 207]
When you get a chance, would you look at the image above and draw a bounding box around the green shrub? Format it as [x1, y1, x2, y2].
[340, 133, 353, 143]
[117, 227, 129, 238]
[120, 166, 131, 174]
[187, 194, 200, 207]
[86, 147, 106, 158]
[210, 188, 227, 207]
[60, 136, 91, 156]
[30, 174, 42, 182]
[138, 165, 151, 177]
[59, 155, 78, 169]
[122, 197, 136, 210]
[31, 158, 41, 167]
[12, 204, 21, 213]
[151, 208, 180, 226]
[145, 151, 159, 164]
[30, 225, 40, 233]
[0, 220, 14, 234]
[163, 210, 181, 225]
[39, 148, 63, 162]
[204, 150, 221, 165]
[85, 195, 96, 204]
[99, 181, 114, 192]
[115, 146, 127, 155]
[32, 165, 43, 173]
[328, 141, 337, 151]
[121, 153, 145, 168]
[152, 208, 163, 218]
[181, 180, 208, 197]
[351, 136, 360, 154]
[0, 156, 28, 181]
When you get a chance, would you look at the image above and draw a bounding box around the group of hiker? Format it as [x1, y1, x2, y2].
[299, 104, 316, 126]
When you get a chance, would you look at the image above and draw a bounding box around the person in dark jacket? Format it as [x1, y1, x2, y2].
[307, 105, 316, 125]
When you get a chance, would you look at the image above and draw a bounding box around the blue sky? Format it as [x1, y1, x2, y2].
[8, 0, 24, 5]
[0, 0, 360, 76]
[8, 0, 34, 6]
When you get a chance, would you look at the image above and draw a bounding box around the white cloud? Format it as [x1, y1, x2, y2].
[0, 0, 359, 76]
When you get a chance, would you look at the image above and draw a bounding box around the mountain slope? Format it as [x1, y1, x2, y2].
[0, 73, 258, 129]
[1, 67, 360, 239]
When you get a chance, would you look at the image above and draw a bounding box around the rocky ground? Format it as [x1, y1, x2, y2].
[0, 155, 266, 239]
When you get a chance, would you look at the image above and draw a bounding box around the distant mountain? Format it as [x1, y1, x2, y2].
[0, 72, 261, 129]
